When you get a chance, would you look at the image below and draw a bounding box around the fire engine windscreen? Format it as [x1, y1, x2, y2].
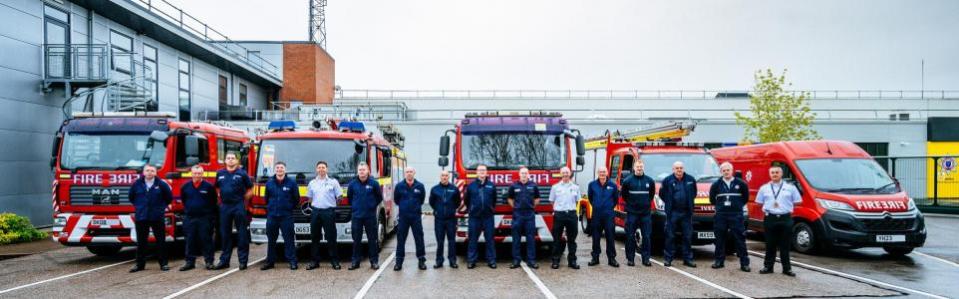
[257, 139, 366, 184]
[59, 133, 167, 170]
[461, 133, 566, 170]
[640, 153, 721, 182]
[795, 159, 898, 194]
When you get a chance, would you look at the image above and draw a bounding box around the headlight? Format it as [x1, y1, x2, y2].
[251, 228, 266, 235]
[53, 215, 68, 226]
[654, 195, 664, 211]
[816, 198, 854, 211]
[907, 198, 916, 211]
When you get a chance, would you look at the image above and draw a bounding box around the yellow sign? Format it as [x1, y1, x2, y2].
[926, 142, 959, 200]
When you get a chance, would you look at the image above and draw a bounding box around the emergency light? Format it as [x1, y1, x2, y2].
[339, 121, 366, 133]
[268, 120, 296, 131]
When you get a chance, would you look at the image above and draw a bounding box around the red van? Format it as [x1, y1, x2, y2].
[710, 140, 926, 256]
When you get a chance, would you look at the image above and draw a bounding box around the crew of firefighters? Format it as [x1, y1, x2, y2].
[129, 152, 799, 277]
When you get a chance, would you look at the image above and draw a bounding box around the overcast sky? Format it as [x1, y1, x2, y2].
[165, 0, 959, 91]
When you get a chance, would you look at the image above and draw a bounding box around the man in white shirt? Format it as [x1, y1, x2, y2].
[755, 166, 803, 277]
[549, 167, 582, 269]
[305, 161, 343, 270]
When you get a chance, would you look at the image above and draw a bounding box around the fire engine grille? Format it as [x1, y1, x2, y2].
[861, 218, 916, 232]
[69, 186, 132, 205]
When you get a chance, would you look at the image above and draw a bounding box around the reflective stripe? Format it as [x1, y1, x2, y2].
[628, 191, 649, 194]
[717, 193, 742, 197]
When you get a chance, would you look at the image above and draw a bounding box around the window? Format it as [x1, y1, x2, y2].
[380, 147, 392, 177]
[609, 155, 622, 181]
[620, 154, 635, 182]
[856, 142, 890, 171]
[178, 58, 191, 121]
[176, 135, 209, 168]
[218, 75, 229, 106]
[142, 44, 158, 111]
[110, 30, 133, 74]
[44, 5, 70, 78]
[772, 161, 802, 194]
[239, 83, 248, 106]
[217, 139, 244, 163]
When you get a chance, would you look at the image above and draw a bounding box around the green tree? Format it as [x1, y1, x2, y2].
[735, 69, 821, 143]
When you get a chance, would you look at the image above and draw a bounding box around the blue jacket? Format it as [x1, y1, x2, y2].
[621, 174, 656, 215]
[128, 178, 173, 221]
[464, 179, 496, 218]
[215, 168, 252, 206]
[709, 177, 750, 215]
[659, 173, 697, 215]
[265, 176, 301, 217]
[429, 183, 461, 219]
[395, 179, 426, 218]
[347, 178, 382, 219]
[588, 179, 618, 217]
[508, 180, 540, 217]
[180, 180, 217, 217]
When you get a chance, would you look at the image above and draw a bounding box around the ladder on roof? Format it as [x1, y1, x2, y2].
[583, 121, 697, 150]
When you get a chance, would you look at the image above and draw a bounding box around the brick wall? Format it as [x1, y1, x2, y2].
[279, 43, 335, 104]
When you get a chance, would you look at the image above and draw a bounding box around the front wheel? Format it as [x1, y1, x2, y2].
[376, 216, 386, 253]
[883, 246, 914, 256]
[579, 211, 591, 235]
[792, 222, 818, 254]
[86, 245, 122, 256]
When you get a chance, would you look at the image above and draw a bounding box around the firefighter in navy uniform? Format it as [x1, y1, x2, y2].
[508, 166, 541, 269]
[429, 170, 462, 269]
[621, 160, 657, 267]
[709, 162, 751, 272]
[347, 162, 384, 270]
[128, 164, 173, 272]
[260, 162, 301, 271]
[588, 166, 620, 267]
[393, 166, 428, 271]
[213, 152, 254, 270]
[659, 161, 697, 268]
[464, 164, 498, 269]
[179, 165, 218, 271]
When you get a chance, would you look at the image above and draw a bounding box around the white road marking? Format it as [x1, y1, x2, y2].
[746, 250, 947, 299]
[0, 258, 135, 295]
[914, 251, 959, 268]
[521, 263, 557, 299]
[626, 248, 752, 299]
[353, 251, 396, 299]
[163, 257, 266, 299]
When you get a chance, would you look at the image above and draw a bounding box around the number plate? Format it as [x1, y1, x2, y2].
[90, 219, 119, 227]
[697, 231, 715, 239]
[502, 218, 512, 226]
[294, 223, 311, 234]
[876, 235, 905, 243]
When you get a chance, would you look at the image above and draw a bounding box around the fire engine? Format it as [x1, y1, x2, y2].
[249, 120, 406, 248]
[50, 112, 254, 256]
[437, 112, 587, 244]
[579, 121, 725, 249]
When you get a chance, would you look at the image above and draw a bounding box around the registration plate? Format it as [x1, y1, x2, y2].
[294, 224, 311, 234]
[90, 219, 119, 227]
[502, 218, 512, 226]
[697, 231, 715, 239]
[876, 235, 905, 243]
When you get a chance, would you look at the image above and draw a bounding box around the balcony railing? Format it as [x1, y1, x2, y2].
[44, 44, 109, 82]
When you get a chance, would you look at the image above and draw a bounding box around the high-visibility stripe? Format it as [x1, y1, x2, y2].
[694, 197, 710, 205]
[179, 171, 217, 178]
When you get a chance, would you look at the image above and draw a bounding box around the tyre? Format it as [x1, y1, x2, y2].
[883, 246, 914, 256]
[792, 222, 818, 254]
[579, 211, 591, 235]
[86, 245, 122, 256]
[376, 215, 386, 253]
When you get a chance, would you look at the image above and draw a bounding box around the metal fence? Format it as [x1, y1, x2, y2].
[337, 89, 959, 100]
[875, 156, 959, 211]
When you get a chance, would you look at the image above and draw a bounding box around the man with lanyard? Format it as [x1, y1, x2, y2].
[709, 162, 751, 272]
[261, 162, 300, 271]
[621, 160, 656, 267]
[659, 161, 697, 268]
[393, 166, 428, 271]
[464, 164, 498, 269]
[508, 166, 541, 269]
[549, 167, 581, 270]
[588, 166, 619, 267]
[213, 152, 254, 270]
[306, 161, 343, 270]
[347, 162, 383, 270]
[128, 164, 173, 272]
[757, 166, 802, 277]
[429, 170, 462, 269]
[179, 164, 218, 271]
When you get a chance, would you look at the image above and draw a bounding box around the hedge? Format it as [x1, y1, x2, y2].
[0, 213, 48, 245]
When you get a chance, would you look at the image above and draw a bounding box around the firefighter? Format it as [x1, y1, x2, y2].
[621, 160, 656, 267]
[260, 162, 300, 271]
[179, 164, 218, 271]
[429, 169, 462, 269]
[508, 166, 540, 269]
[306, 161, 343, 270]
[128, 164, 173, 272]
[347, 162, 383, 270]
[464, 164, 498, 269]
[710, 162, 751, 272]
[549, 167, 581, 269]
[394, 166, 428, 271]
[213, 152, 254, 270]
[659, 161, 697, 268]
[588, 166, 619, 267]
[757, 166, 802, 277]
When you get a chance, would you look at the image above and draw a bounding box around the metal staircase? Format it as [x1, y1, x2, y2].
[59, 51, 155, 118]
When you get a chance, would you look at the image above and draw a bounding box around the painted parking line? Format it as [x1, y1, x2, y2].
[745, 250, 947, 299]
[521, 263, 558, 299]
[0, 258, 135, 295]
[626, 248, 752, 299]
[914, 251, 959, 268]
[352, 251, 396, 299]
[163, 257, 266, 299]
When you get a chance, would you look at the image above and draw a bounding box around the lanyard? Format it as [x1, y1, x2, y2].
[771, 183, 784, 206]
